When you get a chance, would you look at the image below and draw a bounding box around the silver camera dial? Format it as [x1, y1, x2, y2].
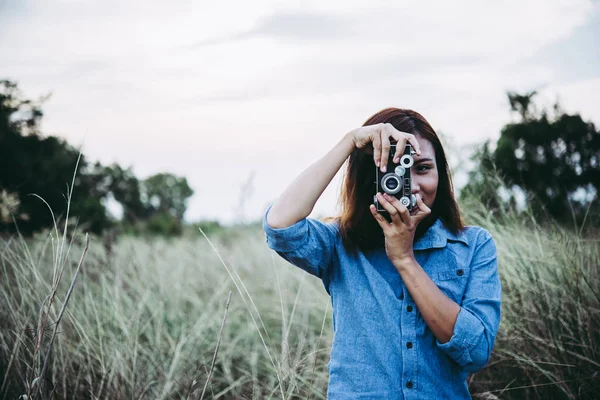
[400, 195, 417, 208]
[400, 154, 414, 168]
[394, 166, 406, 177]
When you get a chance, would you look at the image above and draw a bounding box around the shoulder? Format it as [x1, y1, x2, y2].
[317, 216, 341, 234]
[459, 225, 495, 248]
[458, 225, 498, 271]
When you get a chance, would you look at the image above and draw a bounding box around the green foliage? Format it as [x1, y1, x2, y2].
[0, 80, 196, 237]
[460, 141, 508, 213]
[187, 219, 224, 237]
[145, 211, 183, 236]
[461, 91, 600, 227]
[0, 80, 111, 234]
[141, 173, 194, 221]
[100, 163, 148, 223]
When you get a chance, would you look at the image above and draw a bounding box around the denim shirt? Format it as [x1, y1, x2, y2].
[263, 204, 502, 399]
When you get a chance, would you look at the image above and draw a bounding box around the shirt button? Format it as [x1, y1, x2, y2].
[406, 305, 413, 312]
[406, 342, 413, 349]
[457, 269, 464, 276]
[406, 381, 413, 389]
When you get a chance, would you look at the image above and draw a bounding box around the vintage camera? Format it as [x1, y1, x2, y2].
[373, 143, 417, 212]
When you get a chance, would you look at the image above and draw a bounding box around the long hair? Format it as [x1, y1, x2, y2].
[324, 108, 464, 258]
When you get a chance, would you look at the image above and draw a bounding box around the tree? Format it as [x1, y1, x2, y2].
[139, 173, 194, 235]
[0, 80, 111, 234]
[1, 79, 197, 236]
[101, 163, 148, 223]
[507, 90, 538, 122]
[462, 91, 600, 224]
[460, 141, 506, 212]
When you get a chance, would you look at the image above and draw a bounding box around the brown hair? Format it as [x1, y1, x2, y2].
[323, 107, 464, 258]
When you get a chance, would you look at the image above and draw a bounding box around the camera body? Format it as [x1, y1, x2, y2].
[373, 143, 417, 212]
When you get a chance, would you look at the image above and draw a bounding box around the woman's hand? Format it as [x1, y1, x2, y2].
[350, 123, 421, 172]
[369, 192, 431, 266]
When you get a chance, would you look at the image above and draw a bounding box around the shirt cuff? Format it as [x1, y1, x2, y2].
[436, 306, 485, 367]
[263, 204, 309, 253]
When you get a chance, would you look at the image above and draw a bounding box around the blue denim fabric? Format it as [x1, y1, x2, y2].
[263, 204, 502, 399]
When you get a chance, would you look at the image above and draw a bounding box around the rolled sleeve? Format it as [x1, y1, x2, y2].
[262, 204, 338, 282]
[263, 205, 310, 253]
[436, 229, 502, 373]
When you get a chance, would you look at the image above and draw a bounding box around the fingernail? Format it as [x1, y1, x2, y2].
[382, 166, 386, 172]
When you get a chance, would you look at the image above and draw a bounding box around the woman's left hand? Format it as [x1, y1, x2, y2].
[369, 192, 431, 266]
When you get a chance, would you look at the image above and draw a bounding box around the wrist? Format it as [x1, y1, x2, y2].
[391, 255, 417, 272]
[345, 130, 356, 147]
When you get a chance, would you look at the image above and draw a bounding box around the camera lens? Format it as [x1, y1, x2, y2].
[382, 174, 401, 194]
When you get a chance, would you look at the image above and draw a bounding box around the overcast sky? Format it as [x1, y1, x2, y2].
[2, 0, 599, 225]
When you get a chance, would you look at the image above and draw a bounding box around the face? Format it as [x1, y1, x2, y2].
[410, 134, 438, 214]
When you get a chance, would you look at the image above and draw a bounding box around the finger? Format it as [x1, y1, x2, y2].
[390, 131, 408, 163]
[369, 203, 391, 233]
[379, 124, 392, 172]
[407, 133, 421, 156]
[396, 198, 411, 224]
[381, 193, 408, 224]
[414, 194, 431, 221]
[377, 193, 402, 224]
[372, 125, 382, 168]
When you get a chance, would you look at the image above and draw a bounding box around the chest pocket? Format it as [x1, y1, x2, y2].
[433, 268, 470, 304]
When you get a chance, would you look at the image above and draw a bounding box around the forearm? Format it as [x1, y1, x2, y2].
[394, 258, 460, 343]
[266, 132, 356, 229]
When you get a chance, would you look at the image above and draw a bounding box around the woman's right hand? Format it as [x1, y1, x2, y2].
[350, 123, 421, 173]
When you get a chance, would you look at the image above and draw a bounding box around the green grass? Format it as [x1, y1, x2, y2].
[1, 205, 599, 399]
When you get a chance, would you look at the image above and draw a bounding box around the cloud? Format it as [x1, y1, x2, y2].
[188, 11, 353, 48]
[1, 0, 598, 224]
[519, 6, 600, 83]
[254, 11, 354, 40]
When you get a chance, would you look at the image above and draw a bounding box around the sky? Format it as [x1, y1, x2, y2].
[2, 0, 600, 226]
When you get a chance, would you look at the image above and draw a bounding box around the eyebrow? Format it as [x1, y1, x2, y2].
[414, 158, 434, 164]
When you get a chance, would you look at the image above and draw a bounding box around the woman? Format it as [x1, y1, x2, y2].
[263, 108, 502, 399]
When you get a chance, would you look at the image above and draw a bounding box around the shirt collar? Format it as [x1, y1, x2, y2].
[413, 218, 469, 251]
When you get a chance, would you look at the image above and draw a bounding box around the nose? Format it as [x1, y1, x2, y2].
[411, 178, 420, 194]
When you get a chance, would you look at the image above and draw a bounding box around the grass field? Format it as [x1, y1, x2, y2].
[1, 204, 599, 399]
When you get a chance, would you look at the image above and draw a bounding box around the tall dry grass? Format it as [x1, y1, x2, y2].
[1, 203, 599, 398]
[1, 224, 332, 399]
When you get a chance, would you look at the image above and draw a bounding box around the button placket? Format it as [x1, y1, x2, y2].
[400, 296, 417, 395]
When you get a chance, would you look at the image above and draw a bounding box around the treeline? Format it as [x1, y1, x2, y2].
[460, 91, 600, 229]
[0, 80, 201, 236]
[1, 80, 599, 237]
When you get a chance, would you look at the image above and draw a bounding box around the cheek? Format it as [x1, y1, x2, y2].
[422, 172, 439, 204]
[422, 174, 438, 193]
